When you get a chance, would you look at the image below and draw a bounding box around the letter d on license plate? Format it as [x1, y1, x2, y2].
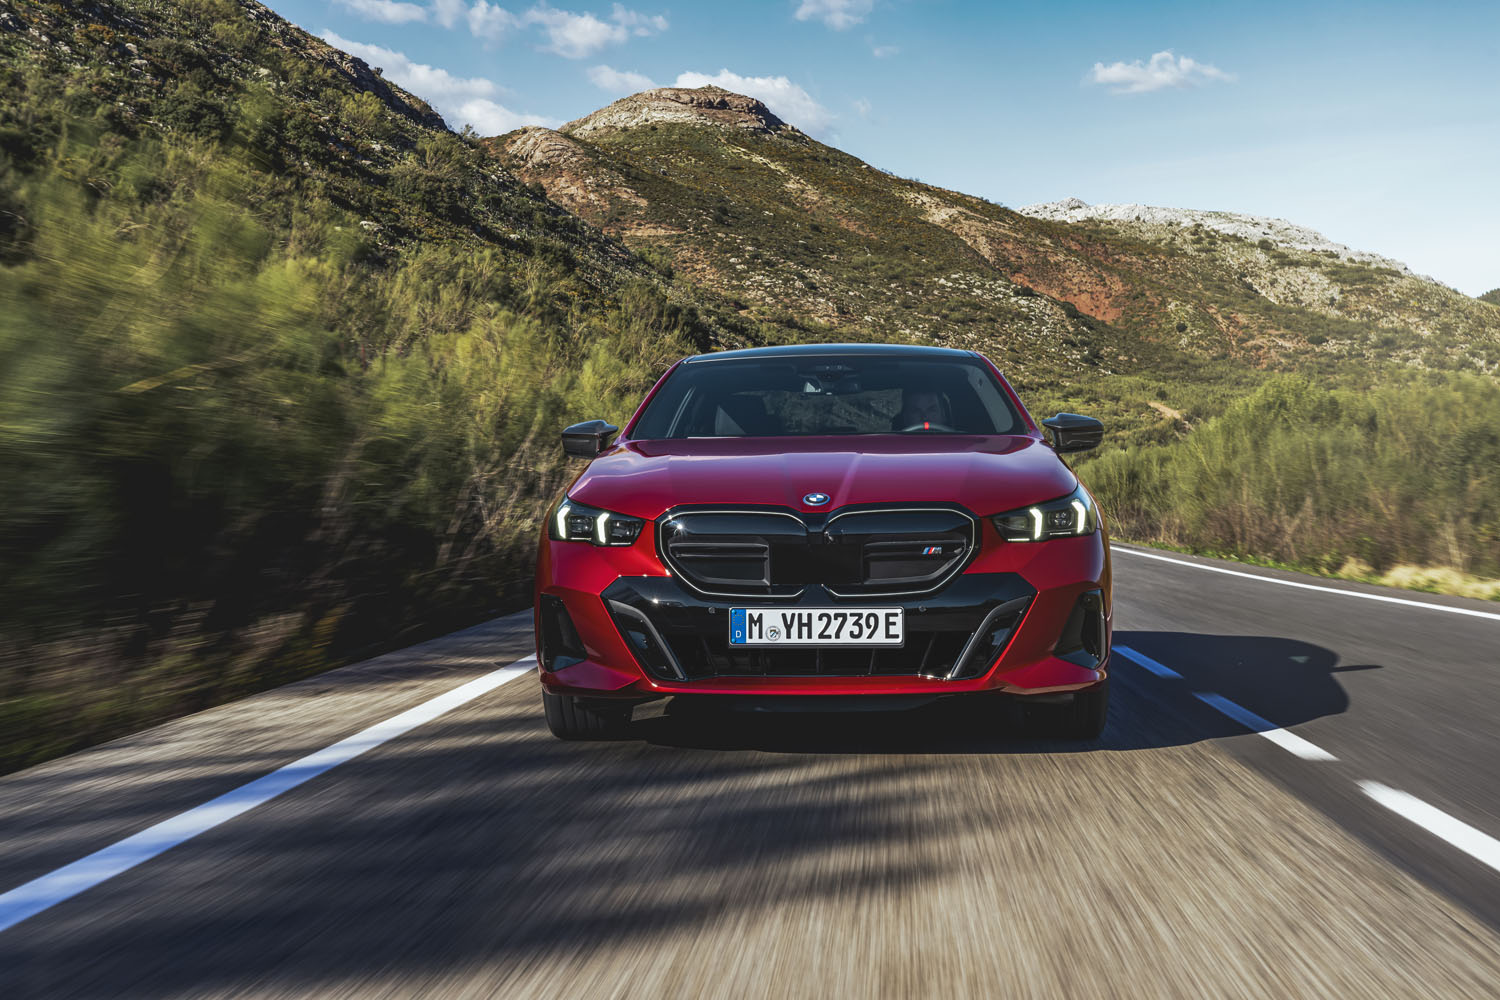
[729, 608, 904, 646]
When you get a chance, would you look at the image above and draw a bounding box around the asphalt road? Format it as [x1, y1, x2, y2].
[3, 545, 1500, 998]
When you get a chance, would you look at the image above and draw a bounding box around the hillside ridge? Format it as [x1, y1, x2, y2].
[1021, 197, 1425, 283]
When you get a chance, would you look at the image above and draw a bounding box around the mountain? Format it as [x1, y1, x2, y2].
[494, 88, 1499, 411]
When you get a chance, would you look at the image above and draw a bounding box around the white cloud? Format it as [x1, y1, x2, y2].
[430, 0, 468, 28]
[467, 0, 520, 41]
[320, 32, 559, 133]
[1089, 50, 1234, 94]
[588, 64, 658, 93]
[526, 7, 621, 57]
[794, 0, 872, 30]
[870, 43, 898, 58]
[523, 4, 667, 58]
[335, 0, 429, 24]
[852, 97, 871, 118]
[428, 3, 666, 54]
[609, 3, 669, 36]
[323, 32, 495, 100]
[447, 97, 559, 133]
[674, 69, 833, 136]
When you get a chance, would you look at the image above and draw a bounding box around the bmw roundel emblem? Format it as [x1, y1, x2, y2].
[803, 492, 831, 506]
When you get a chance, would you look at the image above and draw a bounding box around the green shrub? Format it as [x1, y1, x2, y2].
[1080, 374, 1500, 576]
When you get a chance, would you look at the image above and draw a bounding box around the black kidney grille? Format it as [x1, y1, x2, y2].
[862, 538, 967, 586]
[660, 508, 974, 597]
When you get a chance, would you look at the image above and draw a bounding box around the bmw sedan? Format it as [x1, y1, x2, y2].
[534, 343, 1110, 740]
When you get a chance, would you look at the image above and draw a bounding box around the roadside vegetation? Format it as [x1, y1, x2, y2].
[1078, 374, 1500, 582]
[0, 0, 767, 771]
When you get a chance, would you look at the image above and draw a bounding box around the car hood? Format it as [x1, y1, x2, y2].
[567, 435, 1078, 520]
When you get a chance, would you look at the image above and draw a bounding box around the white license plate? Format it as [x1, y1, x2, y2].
[729, 608, 904, 646]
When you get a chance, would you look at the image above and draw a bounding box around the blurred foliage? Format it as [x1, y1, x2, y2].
[1079, 374, 1500, 578]
[0, 0, 752, 771]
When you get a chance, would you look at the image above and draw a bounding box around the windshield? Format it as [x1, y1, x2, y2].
[631, 355, 1027, 439]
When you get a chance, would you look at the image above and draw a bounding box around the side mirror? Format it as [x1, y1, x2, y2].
[561, 419, 619, 458]
[1042, 413, 1103, 454]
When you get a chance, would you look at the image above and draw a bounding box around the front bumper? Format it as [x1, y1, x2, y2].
[535, 526, 1111, 700]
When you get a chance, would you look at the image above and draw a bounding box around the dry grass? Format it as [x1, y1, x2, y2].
[1339, 559, 1500, 602]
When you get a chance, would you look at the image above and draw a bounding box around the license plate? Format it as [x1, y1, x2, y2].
[729, 608, 904, 646]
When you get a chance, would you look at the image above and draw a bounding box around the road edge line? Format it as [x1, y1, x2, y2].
[0, 655, 537, 935]
[1113, 547, 1500, 621]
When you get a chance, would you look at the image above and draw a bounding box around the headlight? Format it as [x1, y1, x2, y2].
[991, 485, 1098, 542]
[548, 498, 645, 546]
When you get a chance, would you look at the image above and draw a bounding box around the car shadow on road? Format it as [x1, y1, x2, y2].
[634, 629, 1380, 755]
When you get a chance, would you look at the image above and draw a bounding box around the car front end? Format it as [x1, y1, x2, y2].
[534, 345, 1111, 739]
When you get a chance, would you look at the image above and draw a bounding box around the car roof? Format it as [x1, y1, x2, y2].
[682, 343, 978, 364]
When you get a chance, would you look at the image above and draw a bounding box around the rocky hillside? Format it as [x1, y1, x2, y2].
[494, 87, 1142, 391]
[494, 87, 1500, 406]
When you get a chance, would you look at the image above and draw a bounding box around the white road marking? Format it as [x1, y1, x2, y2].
[1192, 692, 1338, 761]
[1113, 546, 1500, 622]
[1360, 781, 1500, 874]
[1120, 645, 1500, 878]
[0, 655, 537, 935]
[1114, 645, 1182, 679]
[1118, 644, 1337, 760]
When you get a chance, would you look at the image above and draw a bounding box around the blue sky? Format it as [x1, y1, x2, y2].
[271, 0, 1499, 296]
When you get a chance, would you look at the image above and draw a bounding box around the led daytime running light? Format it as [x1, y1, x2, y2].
[548, 498, 644, 547]
[991, 486, 1098, 543]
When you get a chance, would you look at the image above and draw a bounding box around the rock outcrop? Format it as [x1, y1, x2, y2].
[562, 86, 791, 137]
[1020, 198, 1423, 279]
[491, 127, 647, 216]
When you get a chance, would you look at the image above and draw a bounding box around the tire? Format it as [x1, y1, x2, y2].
[542, 690, 633, 740]
[1054, 681, 1108, 740]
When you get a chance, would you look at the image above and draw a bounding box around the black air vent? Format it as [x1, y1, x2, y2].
[538, 594, 586, 673]
[1055, 589, 1107, 669]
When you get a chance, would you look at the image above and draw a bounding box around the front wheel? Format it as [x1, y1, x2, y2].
[542, 690, 633, 740]
[1053, 681, 1108, 740]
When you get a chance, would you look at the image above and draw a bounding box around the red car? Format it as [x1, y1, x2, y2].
[534, 344, 1111, 739]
